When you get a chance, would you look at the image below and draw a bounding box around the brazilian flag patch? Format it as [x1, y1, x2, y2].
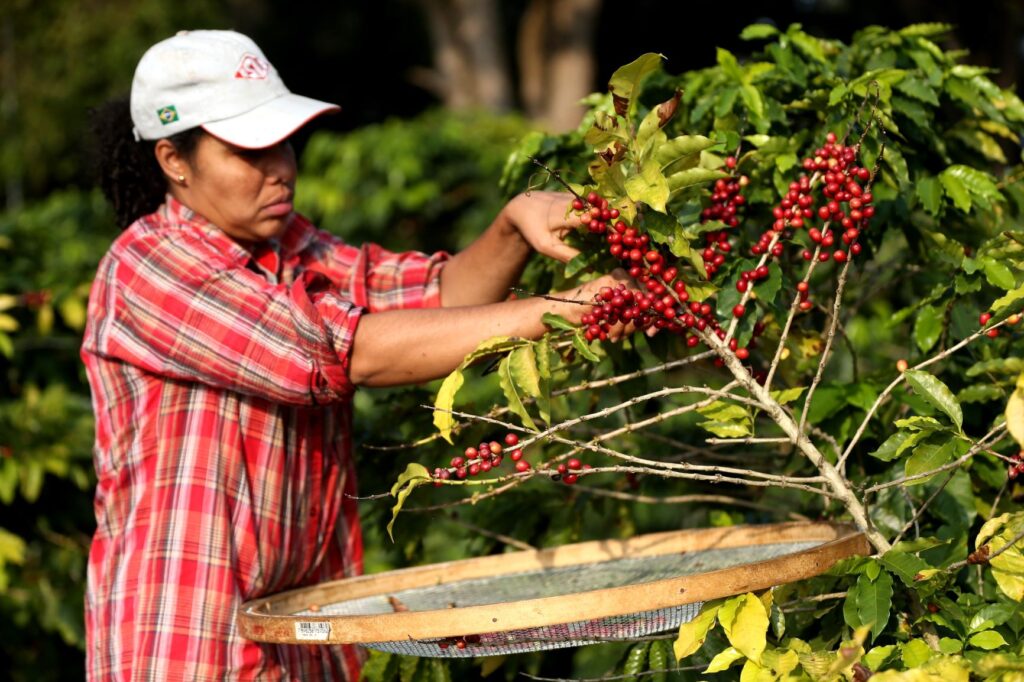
[157, 105, 179, 125]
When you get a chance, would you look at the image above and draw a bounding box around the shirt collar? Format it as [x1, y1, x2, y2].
[159, 194, 316, 265]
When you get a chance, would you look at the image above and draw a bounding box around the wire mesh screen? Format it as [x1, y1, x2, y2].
[294, 540, 820, 657]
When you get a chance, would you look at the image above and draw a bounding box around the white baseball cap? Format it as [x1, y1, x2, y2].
[130, 30, 339, 148]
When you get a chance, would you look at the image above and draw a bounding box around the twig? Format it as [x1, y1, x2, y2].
[838, 315, 1018, 471]
[863, 424, 1008, 493]
[797, 256, 853, 439]
[705, 437, 793, 445]
[890, 469, 957, 547]
[943, 525, 1024, 575]
[443, 512, 536, 551]
[571, 484, 812, 521]
[694, 325, 891, 551]
[363, 352, 715, 452]
[529, 157, 585, 200]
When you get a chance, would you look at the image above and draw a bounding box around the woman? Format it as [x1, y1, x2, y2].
[84, 29, 624, 680]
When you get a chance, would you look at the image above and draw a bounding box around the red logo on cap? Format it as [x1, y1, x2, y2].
[235, 53, 269, 80]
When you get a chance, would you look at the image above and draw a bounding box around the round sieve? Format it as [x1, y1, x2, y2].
[238, 522, 868, 658]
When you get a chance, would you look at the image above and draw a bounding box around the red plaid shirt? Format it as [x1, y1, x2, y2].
[81, 196, 446, 680]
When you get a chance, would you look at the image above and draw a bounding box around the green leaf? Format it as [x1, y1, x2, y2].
[893, 416, 945, 431]
[870, 430, 926, 462]
[432, 336, 525, 443]
[914, 305, 943, 353]
[903, 370, 963, 431]
[844, 570, 893, 642]
[880, 551, 931, 586]
[498, 349, 539, 431]
[901, 639, 934, 668]
[0, 528, 26, 566]
[648, 640, 669, 682]
[939, 170, 972, 212]
[572, 329, 601, 362]
[894, 76, 940, 106]
[829, 84, 848, 106]
[900, 22, 954, 37]
[905, 439, 957, 486]
[608, 53, 664, 116]
[966, 357, 1024, 377]
[771, 387, 805, 405]
[535, 337, 552, 426]
[625, 158, 669, 212]
[623, 642, 650, 681]
[957, 384, 1005, 404]
[992, 286, 1024, 313]
[541, 313, 576, 331]
[705, 647, 745, 673]
[674, 600, 723, 660]
[938, 638, 963, 655]
[719, 593, 768, 662]
[666, 167, 729, 195]
[739, 83, 765, 121]
[983, 259, 1016, 290]
[740, 23, 779, 40]
[945, 164, 1002, 204]
[387, 464, 432, 541]
[656, 135, 716, 174]
[968, 630, 1008, 650]
[916, 176, 943, 215]
[698, 401, 752, 438]
[717, 47, 743, 81]
[863, 645, 897, 671]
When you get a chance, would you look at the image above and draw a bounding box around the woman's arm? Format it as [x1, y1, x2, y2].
[439, 191, 581, 307]
[349, 273, 625, 387]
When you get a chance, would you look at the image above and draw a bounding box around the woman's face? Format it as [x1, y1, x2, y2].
[168, 133, 298, 246]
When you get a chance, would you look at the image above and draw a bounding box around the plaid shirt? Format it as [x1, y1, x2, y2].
[81, 196, 446, 680]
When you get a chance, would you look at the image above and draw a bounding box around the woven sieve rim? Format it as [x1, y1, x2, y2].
[237, 522, 869, 645]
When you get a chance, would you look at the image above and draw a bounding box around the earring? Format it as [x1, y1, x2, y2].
[177, 175, 186, 185]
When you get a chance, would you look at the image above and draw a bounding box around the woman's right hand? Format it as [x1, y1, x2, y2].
[551, 269, 640, 341]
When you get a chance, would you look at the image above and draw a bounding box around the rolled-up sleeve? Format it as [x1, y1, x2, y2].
[95, 231, 361, 405]
[307, 230, 449, 313]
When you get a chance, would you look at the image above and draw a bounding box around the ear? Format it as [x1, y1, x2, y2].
[153, 138, 190, 183]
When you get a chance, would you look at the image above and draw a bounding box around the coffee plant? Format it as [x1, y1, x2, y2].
[372, 22, 1024, 681]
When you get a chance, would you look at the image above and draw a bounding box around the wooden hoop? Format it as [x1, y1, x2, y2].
[238, 521, 869, 645]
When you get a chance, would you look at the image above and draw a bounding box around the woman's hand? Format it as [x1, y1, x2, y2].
[503, 191, 583, 264]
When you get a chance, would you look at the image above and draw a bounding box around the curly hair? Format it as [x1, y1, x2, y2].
[91, 96, 203, 228]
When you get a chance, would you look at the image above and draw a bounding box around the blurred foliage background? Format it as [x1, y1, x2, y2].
[2, 1, 1024, 679]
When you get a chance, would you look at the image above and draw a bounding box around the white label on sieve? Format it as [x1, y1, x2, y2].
[295, 621, 331, 642]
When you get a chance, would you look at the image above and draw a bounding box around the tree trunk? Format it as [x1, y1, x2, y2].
[417, 0, 600, 129]
[416, 0, 513, 112]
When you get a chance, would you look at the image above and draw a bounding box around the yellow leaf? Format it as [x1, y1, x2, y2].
[976, 512, 1024, 601]
[706, 646, 745, 673]
[1006, 374, 1024, 448]
[0, 313, 18, 332]
[674, 599, 723, 661]
[719, 593, 769, 663]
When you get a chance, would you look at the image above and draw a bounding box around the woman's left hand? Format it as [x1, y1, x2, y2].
[503, 191, 583, 264]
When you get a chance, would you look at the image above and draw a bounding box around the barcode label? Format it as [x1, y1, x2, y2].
[295, 621, 331, 642]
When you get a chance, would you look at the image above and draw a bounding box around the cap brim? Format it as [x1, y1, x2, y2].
[202, 93, 340, 149]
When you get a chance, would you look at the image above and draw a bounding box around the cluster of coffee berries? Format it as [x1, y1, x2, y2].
[22, 290, 52, 308]
[574, 192, 620, 235]
[699, 157, 747, 278]
[551, 457, 589, 485]
[1007, 452, 1024, 480]
[432, 433, 528, 485]
[437, 634, 482, 650]
[801, 132, 874, 265]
